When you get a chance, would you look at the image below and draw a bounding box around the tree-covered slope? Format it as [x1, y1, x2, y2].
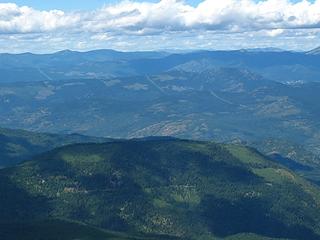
[250, 138, 320, 185]
[0, 219, 288, 240]
[1, 68, 320, 161]
[1, 139, 320, 240]
[0, 127, 106, 168]
[0, 219, 179, 240]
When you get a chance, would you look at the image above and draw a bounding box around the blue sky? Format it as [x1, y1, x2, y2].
[0, 0, 313, 10]
[0, 0, 202, 10]
[0, 0, 319, 53]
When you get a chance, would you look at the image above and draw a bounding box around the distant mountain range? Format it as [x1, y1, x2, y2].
[1, 67, 319, 159]
[240, 47, 287, 52]
[1, 48, 320, 83]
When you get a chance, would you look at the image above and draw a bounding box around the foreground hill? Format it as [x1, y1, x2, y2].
[1, 139, 320, 240]
[0, 219, 289, 240]
[0, 219, 179, 240]
[0, 127, 106, 168]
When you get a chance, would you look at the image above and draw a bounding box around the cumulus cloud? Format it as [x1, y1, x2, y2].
[266, 29, 284, 37]
[0, 3, 80, 33]
[0, 0, 320, 52]
[1, 0, 320, 34]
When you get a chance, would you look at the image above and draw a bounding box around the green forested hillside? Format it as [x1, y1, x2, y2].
[0, 219, 179, 240]
[251, 139, 320, 185]
[1, 139, 320, 240]
[0, 127, 106, 167]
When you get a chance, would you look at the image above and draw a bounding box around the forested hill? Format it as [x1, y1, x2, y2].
[0, 127, 106, 168]
[1, 138, 320, 240]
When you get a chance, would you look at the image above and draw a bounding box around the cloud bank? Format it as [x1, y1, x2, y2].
[0, 0, 320, 52]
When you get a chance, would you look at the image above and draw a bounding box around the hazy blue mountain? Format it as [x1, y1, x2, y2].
[239, 47, 286, 52]
[134, 50, 320, 83]
[1, 138, 320, 240]
[0, 68, 319, 152]
[1, 49, 320, 83]
[307, 46, 320, 55]
[0, 49, 169, 82]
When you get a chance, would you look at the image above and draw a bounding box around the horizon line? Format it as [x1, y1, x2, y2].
[0, 46, 314, 55]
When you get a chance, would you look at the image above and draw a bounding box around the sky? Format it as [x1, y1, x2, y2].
[0, 0, 159, 10]
[0, 0, 319, 53]
[0, 0, 203, 10]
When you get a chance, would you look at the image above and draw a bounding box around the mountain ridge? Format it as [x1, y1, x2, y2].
[1, 48, 320, 83]
[0, 127, 107, 168]
[307, 46, 320, 55]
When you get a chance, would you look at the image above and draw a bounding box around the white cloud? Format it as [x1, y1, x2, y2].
[1, 0, 320, 34]
[85, 0, 320, 33]
[90, 33, 113, 41]
[0, 3, 80, 33]
[0, 0, 320, 52]
[266, 29, 284, 37]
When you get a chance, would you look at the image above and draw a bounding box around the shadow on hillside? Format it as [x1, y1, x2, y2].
[198, 160, 263, 184]
[0, 134, 43, 166]
[0, 172, 51, 223]
[200, 195, 320, 240]
[268, 153, 313, 171]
